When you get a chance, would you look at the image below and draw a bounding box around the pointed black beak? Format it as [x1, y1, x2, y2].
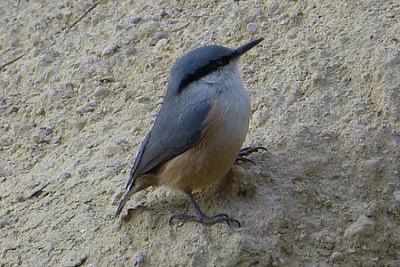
[233, 38, 264, 57]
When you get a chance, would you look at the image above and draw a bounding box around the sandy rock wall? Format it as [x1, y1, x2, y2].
[1, 0, 399, 266]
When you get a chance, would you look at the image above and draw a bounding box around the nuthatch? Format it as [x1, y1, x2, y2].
[115, 38, 265, 227]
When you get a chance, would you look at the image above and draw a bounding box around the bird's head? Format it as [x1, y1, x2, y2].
[168, 38, 263, 95]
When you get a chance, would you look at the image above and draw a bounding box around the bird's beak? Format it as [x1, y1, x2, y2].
[233, 38, 264, 57]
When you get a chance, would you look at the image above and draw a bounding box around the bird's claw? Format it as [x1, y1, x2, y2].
[236, 146, 267, 164]
[210, 213, 241, 227]
[236, 157, 256, 165]
[238, 146, 267, 157]
[169, 212, 241, 228]
[169, 213, 193, 227]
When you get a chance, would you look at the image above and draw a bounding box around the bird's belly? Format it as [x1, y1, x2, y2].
[157, 91, 250, 192]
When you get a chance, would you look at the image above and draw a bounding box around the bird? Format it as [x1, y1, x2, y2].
[115, 38, 265, 227]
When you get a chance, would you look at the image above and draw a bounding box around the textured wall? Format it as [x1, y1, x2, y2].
[1, 0, 399, 266]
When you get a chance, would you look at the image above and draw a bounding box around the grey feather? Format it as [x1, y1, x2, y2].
[115, 186, 136, 217]
[116, 88, 213, 217]
[125, 83, 217, 192]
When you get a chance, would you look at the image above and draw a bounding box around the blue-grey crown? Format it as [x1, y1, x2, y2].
[167, 38, 263, 95]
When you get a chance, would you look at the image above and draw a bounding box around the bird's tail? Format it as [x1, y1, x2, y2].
[115, 179, 153, 217]
[114, 189, 136, 218]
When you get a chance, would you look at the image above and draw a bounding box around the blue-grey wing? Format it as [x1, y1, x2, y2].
[125, 87, 215, 191]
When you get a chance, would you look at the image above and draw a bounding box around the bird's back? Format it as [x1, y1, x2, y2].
[157, 61, 251, 192]
[125, 44, 237, 191]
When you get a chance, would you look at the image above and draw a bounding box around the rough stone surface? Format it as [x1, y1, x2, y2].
[394, 191, 400, 202]
[1, 0, 399, 266]
[330, 251, 343, 263]
[344, 215, 375, 239]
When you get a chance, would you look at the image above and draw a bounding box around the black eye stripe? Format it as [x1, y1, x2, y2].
[177, 55, 233, 94]
[169, 39, 262, 97]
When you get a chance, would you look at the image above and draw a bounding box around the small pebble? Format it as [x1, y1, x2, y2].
[0, 96, 6, 105]
[51, 135, 62, 144]
[155, 32, 167, 40]
[115, 23, 123, 31]
[344, 215, 375, 238]
[118, 83, 127, 90]
[58, 172, 72, 180]
[99, 77, 115, 83]
[150, 32, 167, 46]
[394, 191, 400, 202]
[78, 166, 89, 177]
[291, 9, 302, 18]
[246, 22, 257, 34]
[101, 45, 114, 56]
[387, 54, 400, 66]
[330, 251, 343, 262]
[38, 53, 55, 66]
[101, 44, 118, 57]
[94, 87, 109, 99]
[288, 30, 297, 39]
[366, 201, 384, 217]
[60, 252, 88, 267]
[322, 236, 336, 250]
[131, 251, 145, 266]
[124, 90, 135, 101]
[311, 72, 325, 82]
[136, 96, 150, 103]
[155, 38, 168, 50]
[43, 127, 53, 136]
[14, 193, 26, 203]
[295, 48, 310, 57]
[32, 132, 50, 144]
[81, 228, 87, 237]
[0, 137, 13, 147]
[128, 16, 142, 24]
[125, 48, 136, 57]
[35, 107, 45, 115]
[76, 105, 95, 114]
[160, 10, 168, 18]
[106, 143, 124, 157]
[9, 106, 19, 113]
[72, 119, 86, 131]
[318, 248, 331, 257]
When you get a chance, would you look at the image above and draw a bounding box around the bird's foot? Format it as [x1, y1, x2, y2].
[169, 193, 241, 227]
[236, 146, 267, 164]
[169, 212, 241, 227]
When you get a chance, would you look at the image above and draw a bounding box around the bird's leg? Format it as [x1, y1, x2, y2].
[169, 193, 241, 227]
[236, 146, 267, 164]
